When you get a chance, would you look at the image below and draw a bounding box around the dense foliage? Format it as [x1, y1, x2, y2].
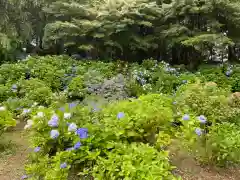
[0, 56, 240, 179]
[1, 0, 240, 67]
[1, 0, 240, 179]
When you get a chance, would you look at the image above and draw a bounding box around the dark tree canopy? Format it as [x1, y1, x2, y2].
[1, 0, 240, 67]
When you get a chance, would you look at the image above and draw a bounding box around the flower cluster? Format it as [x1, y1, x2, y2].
[0, 106, 6, 111]
[225, 65, 233, 77]
[181, 114, 207, 136]
[11, 84, 18, 92]
[24, 120, 34, 129]
[48, 114, 59, 127]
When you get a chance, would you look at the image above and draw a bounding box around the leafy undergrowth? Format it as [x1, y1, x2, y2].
[1, 57, 240, 179]
[1, 130, 240, 180]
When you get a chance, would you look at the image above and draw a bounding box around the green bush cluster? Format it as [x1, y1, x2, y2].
[1, 56, 240, 179]
[24, 94, 178, 179]
[0, 107, 16, 136]
[174, 81, 240, 124]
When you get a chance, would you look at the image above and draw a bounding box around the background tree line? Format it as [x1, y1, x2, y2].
[1, 0, 240, 68]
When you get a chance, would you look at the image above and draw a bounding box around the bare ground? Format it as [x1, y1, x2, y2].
[171, 142, 240, 180]
[0, 122, 30, 180]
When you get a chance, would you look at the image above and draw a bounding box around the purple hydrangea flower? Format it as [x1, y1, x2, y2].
[182, 114, 190, 121]
[34, 147, 41, 152]
[195, 128, 203, 136]
[68, 123, 77, 132]
[69, 102, 77, 109]
[59, 107, 65, 112]
[50, 130, 60, 139]
[117, 112, 125, 119]
[22, 108, 31, 114]
[21, 175, 28, 179]
[73, 142, 82, 150]
[60, 162, 67, 169]
[76, 128, 88, 139]
[48, 114, 59, 127]
[198, 115, 207, 124]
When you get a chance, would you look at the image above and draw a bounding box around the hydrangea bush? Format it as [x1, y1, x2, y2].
[24, 94, 179, 179]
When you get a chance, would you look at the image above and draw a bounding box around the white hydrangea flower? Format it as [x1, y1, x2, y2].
[0, 106, 6, 111]
[37, 112, 44, 117]
[64, 113, 72, 119]
[32, 102, 38, 107]
[24, 120, 34, 129]
[68, 123, 77, 132]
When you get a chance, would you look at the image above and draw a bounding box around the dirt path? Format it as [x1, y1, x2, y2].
[171, 142, 240, 180]
[0, 123, 30, 180]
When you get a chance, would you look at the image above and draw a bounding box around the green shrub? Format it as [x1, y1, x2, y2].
[0, 107, 16, 136]
[99, 94, 173, 143]
[19, 78, 53, 105]
[198, 65, 230, 88]
[25, 87, 53, 106]
[126, 79, 146, 97]
[67, 76, 86, 99]
[24, 94, 177, 179]
[91, 142, 178, 180]
[176, 114, 240, 166]
[174, 81, 239, 123]
[27, 58, 66, 91]
[204, 122, 240, 166]
[152, 71, 178, 94]
[0, 85, 11, 102]
[0, 63, 26, 84]
[231, 78, 240, 92]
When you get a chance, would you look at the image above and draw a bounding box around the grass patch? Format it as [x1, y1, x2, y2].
[0, 134, 17, 158]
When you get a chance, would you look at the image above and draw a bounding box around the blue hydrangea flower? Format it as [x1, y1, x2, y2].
[11, 84, 18, 92]
[22, 108, 31, 114]
[195, 128, 203, 136]
[59, 107, 65, 112]
[48, 114, 59, 127]
[76, 128, 88, 139]
[182, 114, 190, 121]
[139, 78, 146, 85]
[21, 175, 28, 179]
[60, 162, 67, 169]
[182, 80, 187, 84]
[92, 106, 100, 112]
[69, 102, 77, 109]
[225, 70, 232, 77]
[68, 123, 77, 132]
[74, 142, 82, 150]
[50, 130, 60, 139]
[173, 101, 177, 105]
[34, 147, 41, 152]
[198, 115, 207, 124]
[117, 112, 125, 119]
